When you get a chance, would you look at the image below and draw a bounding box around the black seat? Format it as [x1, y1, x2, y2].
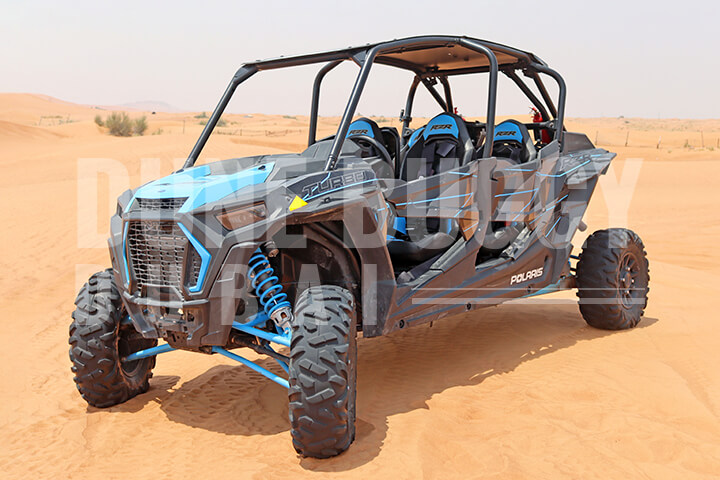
[387, 216, 459, 265]
[380, 126, 401, 173]
[345, 117, 394, 177]
[492, 120, 536, 164]
[346, 117, 384, 142]
[400, 112, 475, 181]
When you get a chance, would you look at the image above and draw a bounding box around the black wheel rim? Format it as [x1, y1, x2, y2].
[118, 315, 146, 377]
[618, 252, 640, 309]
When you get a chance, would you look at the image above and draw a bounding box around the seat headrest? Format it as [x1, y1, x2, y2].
[492, 119, 536, 163]
[494, 120, 530, 144]
[422, 113, 465, 142]
[400, 113, 475, 181]
[407, 126, 425, 148]
[346, 117, 383, 140]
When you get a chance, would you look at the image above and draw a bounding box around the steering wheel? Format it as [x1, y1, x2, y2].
[347, 135, 394, 168]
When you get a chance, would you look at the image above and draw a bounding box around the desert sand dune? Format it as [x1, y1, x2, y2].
[1, 93, 719, 479]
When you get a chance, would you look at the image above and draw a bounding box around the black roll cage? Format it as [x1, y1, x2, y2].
[182, 35, 566, 171]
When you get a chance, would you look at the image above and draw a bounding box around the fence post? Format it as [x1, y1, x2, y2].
[625, 131, 629, 147]
[657, 136, 661, 149]
[701, 131, 705, 148]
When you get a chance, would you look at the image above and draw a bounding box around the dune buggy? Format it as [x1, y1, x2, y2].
[70, 35, 649, 458]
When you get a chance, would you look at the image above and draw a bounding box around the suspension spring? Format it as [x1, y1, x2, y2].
[247, 248, 292, 331]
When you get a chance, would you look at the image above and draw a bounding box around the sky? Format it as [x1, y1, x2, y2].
[1, 0, 718, 119]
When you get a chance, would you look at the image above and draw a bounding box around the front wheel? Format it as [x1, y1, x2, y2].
[288, 285, 357, 458]
[69, 269, 157, 407]
[576, 228, 650, 330]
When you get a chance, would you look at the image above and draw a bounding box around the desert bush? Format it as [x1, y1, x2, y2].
[194, 112, 208, 119]
[94, 114, 103, 127]
[102, 112, 148, 136]
[105, 112, 133, 137]
[133, 116, 148, 136]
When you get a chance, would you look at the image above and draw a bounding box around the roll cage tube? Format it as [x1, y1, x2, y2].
[399, 75, 452, 147]
[308, 60, 342, 146]
[308, 60, 453, 148]
[402, 75, 454, 131]
[181, 36, 566, 170]
[401, 76, 420, 138]
[439, 76, 454, 113]
[183, 65, 258, 169]
[324, 37, 499, 170]
[505, 69, 551, 123]
[532, 65, 566, 143]
[418, 77, 449, 112]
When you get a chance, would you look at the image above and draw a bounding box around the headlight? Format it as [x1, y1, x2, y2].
[216, 202, 267, 230]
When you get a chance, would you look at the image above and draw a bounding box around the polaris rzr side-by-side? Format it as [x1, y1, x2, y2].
[70, 36, 649, 458]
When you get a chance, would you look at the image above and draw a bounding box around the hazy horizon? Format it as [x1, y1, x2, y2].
[2, 1, 718, 119]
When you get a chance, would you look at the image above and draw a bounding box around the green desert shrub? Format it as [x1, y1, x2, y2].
[133, 116, 148, 136]
[102, 112, 147, 136]
[105, 112, 133, 136]
[94, 114, 103, 127]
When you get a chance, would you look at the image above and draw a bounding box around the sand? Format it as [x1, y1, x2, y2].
[1, 93, 719, 479]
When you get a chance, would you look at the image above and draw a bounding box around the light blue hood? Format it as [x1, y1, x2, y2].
[127, 162, 275, 213]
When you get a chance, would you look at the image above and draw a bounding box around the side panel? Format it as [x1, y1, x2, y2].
[373, 145, 613, 336]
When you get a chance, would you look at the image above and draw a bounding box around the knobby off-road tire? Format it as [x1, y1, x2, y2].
[576, 228, 649, 330]
[288, 286, 357, 458]
[69, 269, 157, 408]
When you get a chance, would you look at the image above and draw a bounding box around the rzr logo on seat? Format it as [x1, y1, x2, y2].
[510, 267, 544, 285]
[349, 129, 369, 136]
[497, 131, 516, 136]
[430, 124, 453, 131]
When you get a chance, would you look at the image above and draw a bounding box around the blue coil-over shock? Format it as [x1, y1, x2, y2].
[247, 247, 293, 331]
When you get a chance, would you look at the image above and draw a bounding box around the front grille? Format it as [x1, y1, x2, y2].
[127, 221, 187, 293]
[136, 197, 188, 211]
[186, 247, 202, 287]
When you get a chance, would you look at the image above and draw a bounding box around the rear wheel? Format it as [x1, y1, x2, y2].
[288, 286, 357, 458]
[576, 228, 649, 330]
[69, 269, 157, 408]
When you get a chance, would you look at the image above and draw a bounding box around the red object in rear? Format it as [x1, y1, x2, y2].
[531, 107, 552, 144]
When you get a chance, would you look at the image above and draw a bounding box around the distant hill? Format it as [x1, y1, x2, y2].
[118, 100, 184, 113]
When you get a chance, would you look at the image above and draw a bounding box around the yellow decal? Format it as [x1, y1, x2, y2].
[289, 195, 308, 211]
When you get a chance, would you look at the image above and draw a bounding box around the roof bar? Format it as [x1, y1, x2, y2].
[308, 60, 343, 146]
[532, 65, 566, 143]
[504, 69, 551, 122]
[182, 36, 550, 169]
